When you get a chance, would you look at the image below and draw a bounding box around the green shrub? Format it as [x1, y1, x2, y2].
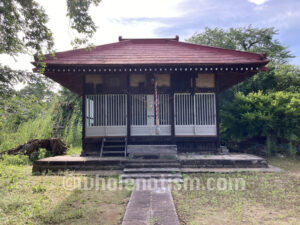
[1, 154, 30, 166]
[220, 91, 300, 154]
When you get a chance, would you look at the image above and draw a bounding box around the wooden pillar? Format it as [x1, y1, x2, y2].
[215, 73, 221, 150]
[81, 75, 86, 156]
[126, 74, 131, 141]
[170, 74, 175, 143]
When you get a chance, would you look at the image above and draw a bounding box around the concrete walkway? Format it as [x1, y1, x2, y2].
[122, 180, 180, 225]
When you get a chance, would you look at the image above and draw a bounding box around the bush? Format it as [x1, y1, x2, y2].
[220, 91, 300, 155]
[1, 154, 30, 166]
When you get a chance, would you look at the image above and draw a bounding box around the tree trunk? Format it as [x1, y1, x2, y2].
[0, 138, 67, 159]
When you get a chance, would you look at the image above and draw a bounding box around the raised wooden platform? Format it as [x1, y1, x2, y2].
[32, 154, 269, 173]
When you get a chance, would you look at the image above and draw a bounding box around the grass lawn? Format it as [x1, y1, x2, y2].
[173, 157, 300, 225]
[0, 161, 131, 225]
[1, 148, 300, 225]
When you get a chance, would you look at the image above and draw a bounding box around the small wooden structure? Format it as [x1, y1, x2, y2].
[38, 36, 268, 156]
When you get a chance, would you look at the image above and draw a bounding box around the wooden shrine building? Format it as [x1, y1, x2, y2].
[39, 36, 268, 157]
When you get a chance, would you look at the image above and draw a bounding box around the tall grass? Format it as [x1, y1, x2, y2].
[0, 112, 54, 152]
[62, 103, 82, 147]
[0, 97, 82, 153]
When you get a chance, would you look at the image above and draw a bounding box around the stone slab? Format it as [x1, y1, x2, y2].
[124, 168, 181, 173]
[181, 165, 281, 173]
[121, 173, 183, 180]
[122, 181, 180, 225]
[178, 153, 265, 160]
[32, 153, 270, 172]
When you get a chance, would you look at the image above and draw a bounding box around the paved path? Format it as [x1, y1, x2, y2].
[122, 180, 180, 225]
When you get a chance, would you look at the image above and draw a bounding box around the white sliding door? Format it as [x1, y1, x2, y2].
[174, 93, 216, 136]
[131, 94, 171, 136]
[85, 94, 127, 137]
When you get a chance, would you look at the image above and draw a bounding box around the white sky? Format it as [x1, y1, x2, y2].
[0, 0, 299, 75]
[248, 0, 269, 5]
[0, 0, 185, 72]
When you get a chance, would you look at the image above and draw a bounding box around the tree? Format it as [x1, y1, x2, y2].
[188, 26, 300, 153]
[187, 26, 296, 95]
[0, 0, 101, 94]
[220, 91, 300, 154]
[187, 26, 293, 64]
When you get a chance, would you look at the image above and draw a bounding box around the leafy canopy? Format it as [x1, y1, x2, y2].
[220, 91, 300, 143]
[187, 26, 294, 64]
[188, 26, 300, 152]
[0, 0, 101, 95]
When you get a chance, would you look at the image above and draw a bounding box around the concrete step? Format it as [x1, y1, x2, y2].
[104, 145, 124, 148]
[105, 138, 125, 142]
[125, 162, 180, 168]
[124, 168, 181, 174]
[102, 151, 125, 154]
[121, 173, 183, 180]
[84, 151, 100, 156]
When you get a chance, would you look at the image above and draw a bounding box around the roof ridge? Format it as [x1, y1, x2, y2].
[119, 35, 179, 42]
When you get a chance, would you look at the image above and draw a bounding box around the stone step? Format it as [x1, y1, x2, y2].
[84, 151, 100, 156]
[125, 162, 181, 168]
[121, 173, 183, 180]
[105, 137, 125, 141]
[104, 145, 124, 148]
[124, 168, 181, 174]
[126, 159, 179, 163]
[102, 151, 125, 154]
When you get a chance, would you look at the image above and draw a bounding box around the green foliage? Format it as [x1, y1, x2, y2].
[231, 64, 300, 95]
[0, 0, 54, 55]
[0, 0, 101, 95]
[187, 26, 293, 64]
[1, 154, 30, 166]
[288, 142, 297, 158]
[67, 146, 82, 155]
[188, 26, 299, 155]
[52, 88, 82, 146]
[0, 87, 82, 154]
[67, 0, 102, 48]
[0, 64, 52, 97]
[62, 103, 82, 147]
[220, 91, 300, 154]
[32, 183, 46, 193]
[0, 106, 54, 152]
[221, 91, 300, 141]
[266, 135, 277, 156]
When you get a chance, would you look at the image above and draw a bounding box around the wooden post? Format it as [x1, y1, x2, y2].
[126, 73, 131, 140]
[170, 74, 175, 143]
[215, 73, 221, 150]
[154, 79, 160, 135]
[81, 75, 86, 156]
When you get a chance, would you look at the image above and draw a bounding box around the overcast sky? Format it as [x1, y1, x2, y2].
[1, 0, 300, 72]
